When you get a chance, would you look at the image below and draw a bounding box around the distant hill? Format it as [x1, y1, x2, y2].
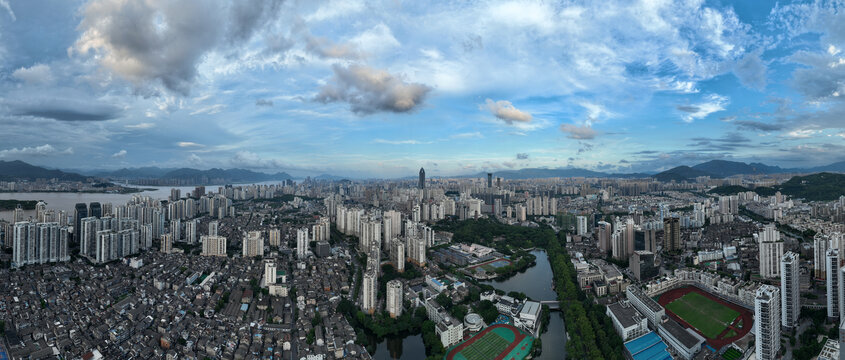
[94, 167, 177, 179]
[691, 160, 784, 178]
[653, 166, 712, 182]
[0, 160, 89, 182]
[778, 172, 845, 201]
[806, 161, 845, 173]
[159, 168, 292, 183]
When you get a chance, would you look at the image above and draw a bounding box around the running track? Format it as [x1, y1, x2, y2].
[657, 286, 753, 349]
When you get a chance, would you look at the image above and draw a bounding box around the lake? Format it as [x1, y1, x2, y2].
[372, 334, 426, 360]
[482, 250, 568, 360]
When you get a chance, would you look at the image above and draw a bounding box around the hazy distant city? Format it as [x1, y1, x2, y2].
[2, 1, 845, 360]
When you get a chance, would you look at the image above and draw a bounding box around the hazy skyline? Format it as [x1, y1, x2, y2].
[1, 0, 844, 178]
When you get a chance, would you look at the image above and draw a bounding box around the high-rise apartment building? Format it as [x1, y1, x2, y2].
[201, 235, 227, 256]
[208, 221, 218, 237]
[185, 219, 197, 245]
[663, 217, 680, 252]
[268, 228, 281, 247]
[265, 260, 277, 285]
[780, 251, 800, 328]
[12, 221, 70, 268]
[160, 233, 173, 254]
[243, 231, 264, 257]
[386, 279, 403, 318]
[828, 249, 840, 319]
[362, 258, 378, 314]
[759, 224, 783, 278]
[755, 285, 781, 360]
[576, 216, 588, 236]
[296, 228, 309, 259]
[391, 238, 405, 272]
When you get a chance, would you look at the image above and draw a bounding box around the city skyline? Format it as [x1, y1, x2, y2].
[1, 0, 845, 178]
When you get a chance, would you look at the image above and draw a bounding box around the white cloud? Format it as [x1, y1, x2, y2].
[125, 122, 156, 129]
[190, 104, 226, 115]
[559, 124, 597, 140]
[450, 132, 484, 139]
[676, 94, 729, 123]
[373, 139, 430, 145]
[0, 144, 73, 157]
[178, 142, 204, 148]
[481, 99, 532, 124]
[12, 64, 53, 85]
[785, 129, 819, 139]
[111, 149, 127, 158]
[0, 0, 15, 21]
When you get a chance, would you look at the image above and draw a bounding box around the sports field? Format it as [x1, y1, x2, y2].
[444, 324, 533, 360]
[664, 291, 739, 339]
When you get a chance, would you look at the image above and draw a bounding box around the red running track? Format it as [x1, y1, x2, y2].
[657, 286, 753, 349]
[444, 324, 529, 360]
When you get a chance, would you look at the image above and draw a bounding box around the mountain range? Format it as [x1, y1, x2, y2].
[2, 159, 845, 183]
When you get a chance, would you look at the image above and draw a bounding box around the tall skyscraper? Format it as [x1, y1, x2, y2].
[780, 251, 800, 328]
[755, 285, 781, 360]
[828, 249, 840, 319]
[814, 234, 829, 279]
[386, 279, 403, 318]
[759, 224, 783, 278]
[597, 221, 611, 254]
[89, 202, 102, 219]
[201, 235, 227, 256]
[74, 203, 87, 242]
[663, 217, 680, 252]
[630, 251, 657, 281]
[487, 173, 492, 188]
[296, 228, 309, 259]
[419, 167, 425, 189]
[170, 188, 180, 202]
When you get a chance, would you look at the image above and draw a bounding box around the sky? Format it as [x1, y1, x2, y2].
[0, 0, 844, 178]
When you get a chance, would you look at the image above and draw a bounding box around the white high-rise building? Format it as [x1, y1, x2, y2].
[758, 224, 783, 278]
[828, 249, 841, 319]
[407, 235, 426, 266]
[296, 228, 309, 259]
[12, 221, 69, 268]
[755, 285, 780, 360]
[384, 210, 402, 241]
[208, 221, 218, 236]
[362, 259, 378, 314]
[386, 279, 403, 318]
[242, 231, 264, 257]
[185, 219, 198, 245]
[265, 261, 277, 285]
[577, 216, 588, 236]
[781, 251, 800, 328]
[201, 235, 227, 256]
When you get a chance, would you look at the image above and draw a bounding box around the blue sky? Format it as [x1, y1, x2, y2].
[0, 0, 844, 178]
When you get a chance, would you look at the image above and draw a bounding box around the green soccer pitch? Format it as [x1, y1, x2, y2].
[664, 291, 739, 339]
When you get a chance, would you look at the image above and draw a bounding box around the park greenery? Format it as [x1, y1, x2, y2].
[548, 232, 624, 359]
[437, 217, 624, 359]
[0, 199, 37, 210]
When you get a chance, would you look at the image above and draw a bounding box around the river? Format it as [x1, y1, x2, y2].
[482, 250, 567, 360]
[0, 181, 290, 222]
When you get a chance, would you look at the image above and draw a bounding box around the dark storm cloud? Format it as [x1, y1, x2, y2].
[8, 98, 122, 121]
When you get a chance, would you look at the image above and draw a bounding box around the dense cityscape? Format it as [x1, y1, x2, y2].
[3, 0, 845, 359]
[0, 166, 843, 359]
